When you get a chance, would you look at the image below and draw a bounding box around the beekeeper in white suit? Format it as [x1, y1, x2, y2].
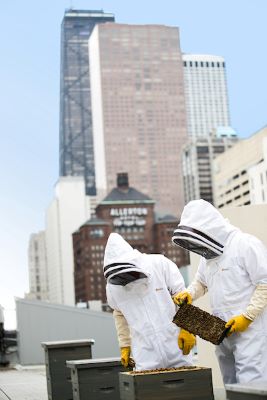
[104, 232, 194, 371]
[172, 199, 267, 384]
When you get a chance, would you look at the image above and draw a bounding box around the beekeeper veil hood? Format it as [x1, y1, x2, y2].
[103, 233, 147, 285]
[172, 199, 236, 259]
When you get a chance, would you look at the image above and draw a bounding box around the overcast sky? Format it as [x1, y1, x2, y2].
[0, 0, 266, 328]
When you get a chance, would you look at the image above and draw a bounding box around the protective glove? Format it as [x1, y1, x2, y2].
[173, 291, 193, 306]
[225, 315, 252, 336]
[178, 328, 196, 355]
[120, 346, 131, 367]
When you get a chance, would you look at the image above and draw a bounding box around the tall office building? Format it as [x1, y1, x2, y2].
[183, 54, 230, 138]
[182, 127, 238, 204]
[89, 23, 188, 216]
[59, 9, 115, 196]
[27, 231, 49, 301]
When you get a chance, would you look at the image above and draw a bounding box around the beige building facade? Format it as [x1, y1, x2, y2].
[213, 125, 267, 208]
[89, 23, 188, 216]
[248, 137, 267, 204]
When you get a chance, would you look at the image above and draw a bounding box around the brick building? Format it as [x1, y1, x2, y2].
[73, 174, 189, 304]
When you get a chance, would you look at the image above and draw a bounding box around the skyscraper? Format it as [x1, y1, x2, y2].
[183, 54, 230, 138]
[59, 9, 115, 195]
[182, 127, 238, 204]
[89, 23, 188, 215]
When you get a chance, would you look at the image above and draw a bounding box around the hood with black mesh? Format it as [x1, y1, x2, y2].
[172, 199, 237, 259]
[103, 233, 146, 282]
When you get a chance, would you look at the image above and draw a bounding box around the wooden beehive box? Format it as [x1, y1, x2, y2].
[119, 366, 214, 400]
[42, 339, 94, 400]
[173, 303, 228, 345]
[67, 357, 125, 400]
[225, 382, 267, 400]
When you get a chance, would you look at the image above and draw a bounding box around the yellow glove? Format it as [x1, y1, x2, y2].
[120, 346, 131, 367]
[173, 291, 193, 306]
[225, 315, 252, 336]
[178, 329, 196, 355]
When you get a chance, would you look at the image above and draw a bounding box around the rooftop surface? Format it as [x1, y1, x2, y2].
[0, 366, 47, 400]
[0, 365, 227, 400]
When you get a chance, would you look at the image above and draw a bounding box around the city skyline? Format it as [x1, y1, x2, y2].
[0, 0, 266, 328]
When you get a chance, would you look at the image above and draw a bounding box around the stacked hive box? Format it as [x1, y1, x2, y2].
[119, 367, 214, 400]
[67, 358, 124, 400]
[225, 382, 267, 400]
[42, 339, 94, 400]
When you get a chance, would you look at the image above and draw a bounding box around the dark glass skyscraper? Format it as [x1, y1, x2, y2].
[59, 9, 115, 195]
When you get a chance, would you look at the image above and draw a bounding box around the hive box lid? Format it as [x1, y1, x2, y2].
[41, 339, 95, 348]
[225, 382, 267, 395]
[66, 357, 121, 369]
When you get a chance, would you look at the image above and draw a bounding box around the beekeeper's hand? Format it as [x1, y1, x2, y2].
[178, 329, 196, 355]
[172, 291, 192, 306]
[225, 315, 252, 336]
[120, 346, 131, 367]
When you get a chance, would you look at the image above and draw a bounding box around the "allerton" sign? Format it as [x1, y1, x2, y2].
[110, 207, 148, 227]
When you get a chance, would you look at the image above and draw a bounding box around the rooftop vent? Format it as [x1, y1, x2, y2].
[117, 173, 129, 190]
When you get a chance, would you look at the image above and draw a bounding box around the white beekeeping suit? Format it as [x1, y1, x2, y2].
[172, 199, 267, 384]
[104, 233, 193, 371]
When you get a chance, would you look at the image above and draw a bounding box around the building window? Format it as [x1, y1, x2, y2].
[184, 61, 187, 67]
[90, 229, 104, 238]
[262, 190, 265, 202]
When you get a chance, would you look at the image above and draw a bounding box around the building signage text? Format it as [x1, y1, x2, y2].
[110, 207, 148, 227]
